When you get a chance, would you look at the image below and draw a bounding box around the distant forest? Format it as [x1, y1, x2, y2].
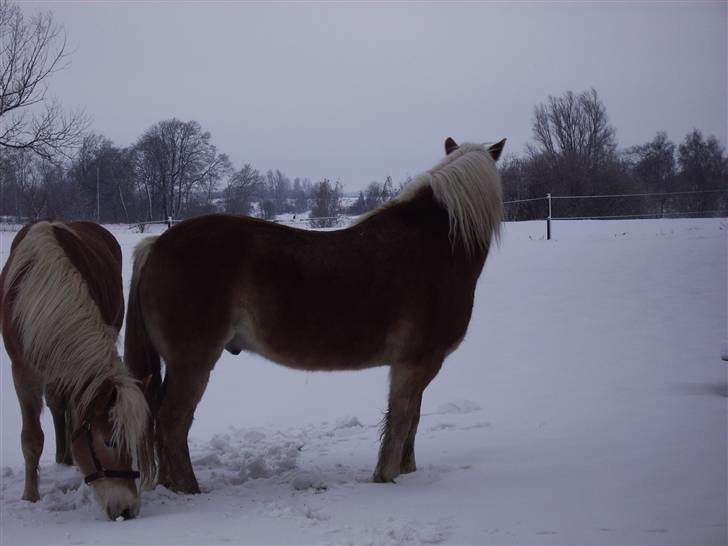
[1, 2, 725, 225]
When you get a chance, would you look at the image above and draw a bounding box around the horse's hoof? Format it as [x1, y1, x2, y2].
[163, 480, 200, 494]
[400, 463, 417, 474]
[22, 492, 40, 503]
[372, 471, 397, 483]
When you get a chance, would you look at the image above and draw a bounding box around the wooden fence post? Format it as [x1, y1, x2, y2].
[547, 193, 552, 240]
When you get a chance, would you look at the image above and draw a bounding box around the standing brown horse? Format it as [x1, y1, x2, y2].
[0, 221, 149, 519]
[126, 138, 505, 493]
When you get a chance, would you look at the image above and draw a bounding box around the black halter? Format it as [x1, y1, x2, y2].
[71, 420, 140, 485]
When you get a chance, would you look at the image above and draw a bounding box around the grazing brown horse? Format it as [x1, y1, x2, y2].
[0, 221, 149, 519]
[126, 138, 505, 493]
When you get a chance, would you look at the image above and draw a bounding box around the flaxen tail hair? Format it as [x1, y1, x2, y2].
[124, 235, 161, 486]
[2, 221, 148, 469]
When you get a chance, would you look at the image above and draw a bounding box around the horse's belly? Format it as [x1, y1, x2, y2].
[226, 312, 387, 371]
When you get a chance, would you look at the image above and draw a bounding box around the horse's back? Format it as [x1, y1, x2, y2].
[2, 221, 124, 334]
[58, 222, 124, 330]
[138, 207, 480, 368]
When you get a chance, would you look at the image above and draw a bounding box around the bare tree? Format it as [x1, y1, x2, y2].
[531, 88, 616, 171]
[224, 163, 261, 215]
[291, 177, 310, 213]
[624, 132, 676, 192]
[677, 129, 727, 214]
[528, 88, 624, 210]
[134, 119, 230, 220]
[7, 149, 47, 217]
[68, 134, 139, 222]
[261, 169, 292, 215]
[0, 0, 88, 160]
[677, 129, 726, 190]
[310, 178, 342, 228]
[348, 190, 366, 215]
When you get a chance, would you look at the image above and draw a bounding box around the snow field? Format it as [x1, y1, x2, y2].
[1, 218, 726, 545]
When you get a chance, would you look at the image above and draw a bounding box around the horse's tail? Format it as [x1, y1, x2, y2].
[124, 235, 160, 486]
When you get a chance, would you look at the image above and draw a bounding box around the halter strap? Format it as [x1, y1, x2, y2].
[71, 420, 140, 485]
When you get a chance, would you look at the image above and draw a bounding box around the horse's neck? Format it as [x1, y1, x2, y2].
[368, 187, 488, 266]
[366, 186, 447, 230]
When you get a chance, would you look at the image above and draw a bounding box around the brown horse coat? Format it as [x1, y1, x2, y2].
[126, 139, 505, 493]
[1, 221, 148, 518]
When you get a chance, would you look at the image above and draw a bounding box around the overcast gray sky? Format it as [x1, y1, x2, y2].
[25, 1, 727, 191]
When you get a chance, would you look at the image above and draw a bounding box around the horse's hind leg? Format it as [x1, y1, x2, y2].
[156, 359, 213, 494]
[373, 359, 442, 483]
[12, 363, 45, 502]
[400, 394, 423, 474]
[45, 385, 72, 465]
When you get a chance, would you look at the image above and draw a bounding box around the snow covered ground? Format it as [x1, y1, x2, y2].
[1, 218, 726, 545]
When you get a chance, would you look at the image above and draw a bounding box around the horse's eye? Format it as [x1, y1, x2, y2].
[103, 439, 117, 449]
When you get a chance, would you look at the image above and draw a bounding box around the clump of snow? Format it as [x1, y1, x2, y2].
[243, 430, 266, 443]
[291, 471, 327, 491]
[0, 218, 725, 545]
[42, 479, 92, 513]
[208, 434, 232, 452]
[334, 416, 363, 429]
[360, 517, 452, 545]
[195, 428, 302, 486]
[192, 453, 221, 467]
[435, 400, 481, 415]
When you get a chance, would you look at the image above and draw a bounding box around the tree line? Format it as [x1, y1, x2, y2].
[1, 1, 725, 225]
[0, 1, 352, 225]
[501, 88, 727, 220]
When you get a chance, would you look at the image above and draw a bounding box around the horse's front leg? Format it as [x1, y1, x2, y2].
[12, 363, 45, 502]
[156, 362, 212, 494]
[373, 359, 442, 483]
[45, 385, 72, 465]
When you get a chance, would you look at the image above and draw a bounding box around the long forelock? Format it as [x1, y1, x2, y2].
[107, 372, 149, 458]
[382, 143, 503, 254]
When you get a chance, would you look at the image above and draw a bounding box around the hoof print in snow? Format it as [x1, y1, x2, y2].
[292, 472, 328, 492]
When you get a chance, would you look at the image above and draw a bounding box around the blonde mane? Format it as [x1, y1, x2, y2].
[370, 143, 503, 254]
[2, 221, 147, 456]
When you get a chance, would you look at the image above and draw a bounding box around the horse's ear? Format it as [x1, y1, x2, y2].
[488, 138, 506, 162]
[445, 137, 458, 155]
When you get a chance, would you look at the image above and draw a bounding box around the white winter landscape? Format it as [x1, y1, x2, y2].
[1, 217, 726, 546]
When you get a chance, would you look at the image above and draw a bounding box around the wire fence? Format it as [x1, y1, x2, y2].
[2, 189, 725, 239]
[550, 189, 725, 200]
[125, 215, 351, 233]
[504, 188, 727, 239]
